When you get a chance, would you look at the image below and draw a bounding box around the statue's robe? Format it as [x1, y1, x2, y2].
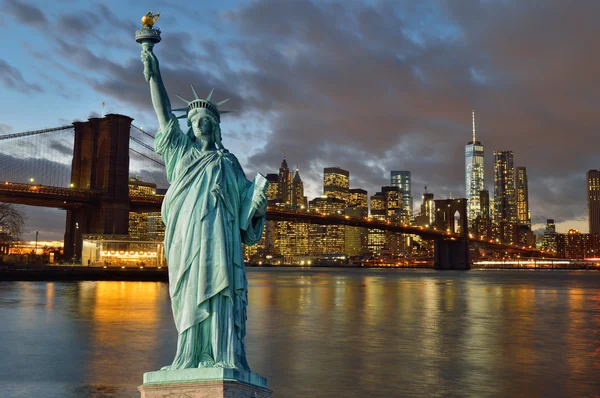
[155, 116, 265, 370]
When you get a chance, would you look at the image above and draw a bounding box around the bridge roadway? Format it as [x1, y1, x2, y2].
[0, 182, 544, 255]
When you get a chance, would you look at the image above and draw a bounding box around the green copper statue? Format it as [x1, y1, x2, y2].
[138, 15, 268, 371]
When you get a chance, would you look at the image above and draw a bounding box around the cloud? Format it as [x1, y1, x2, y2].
[0, 58, 43, 93]
[4, 0, 47, 26]
[0, 124, 12, 135]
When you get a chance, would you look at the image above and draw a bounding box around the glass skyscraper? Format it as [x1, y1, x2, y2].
[390, 170, 412, 222]
[465, 110, 485, 228]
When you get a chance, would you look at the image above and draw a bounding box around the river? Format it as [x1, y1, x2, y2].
[0, 268, 599, 397]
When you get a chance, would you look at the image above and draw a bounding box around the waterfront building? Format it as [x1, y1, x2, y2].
[390, 171, 412, 222]
[587, 170, 600, 234]
[414, 192, 435, 227]
[368, 192, 386, 253]
[474, 189, 493, 240]
[465, 110, 485, 228]
[516, 167, 531, 228]
[278, 158, 292, 205]
[324, 167, 350, 205]
[308, 196, 345, 255]
[542, 219, 557, 252]
[346, 188, 369, 256]
[128, 177, 165, 240]
[493, 150, 517, 243]
[344, 206, 368, 256]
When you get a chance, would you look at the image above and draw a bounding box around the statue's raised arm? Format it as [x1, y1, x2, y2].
[141, 43, 172, 132]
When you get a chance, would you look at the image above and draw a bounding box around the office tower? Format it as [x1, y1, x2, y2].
[324, 167, 350, 204]
[291, 167, 307, 209]
[265, 173, 280, 202]
[308, 196, 345, 255]
[465, 110, 485, 228]
[382, 186, 404, 254]
[479, 189, 490, 218]
[542, 219, 557, 252]
[587, 170, 600, 234]
[368, 192, 386, 253]
[413, 192, 435, 227]
[493, 150, 517, 243]
[278, 158, 292, 205]
[516, 167, 531, 228]
[348, 188, 368, 209]
[390, 171, 412, 222]
[345, 188, 368, 256]
[474, 189, 492, 240]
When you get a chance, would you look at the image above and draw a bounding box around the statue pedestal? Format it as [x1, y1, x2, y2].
[138, 368, 272, 398]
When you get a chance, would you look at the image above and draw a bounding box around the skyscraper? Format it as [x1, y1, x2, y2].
[587, 170, 600, 234]
[278, 158, 292, 205]
[324, 167, 350, 204]
[345, 189, 368, 256]
[291, 167, 306, 209]
[542, 219, 557, 252]
[465, 110, 485, 228]
[493, 150, 517, 243]
[390, 171, 412, 222]
[516, 167, 531, 228]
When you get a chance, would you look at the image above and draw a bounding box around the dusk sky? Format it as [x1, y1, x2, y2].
[1, 0, 599, 241]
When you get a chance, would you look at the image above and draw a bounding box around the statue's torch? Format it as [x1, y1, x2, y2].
[135, 12, 162, 81]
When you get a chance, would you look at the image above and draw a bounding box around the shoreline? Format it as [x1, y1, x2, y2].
[0, 263, 597, 282]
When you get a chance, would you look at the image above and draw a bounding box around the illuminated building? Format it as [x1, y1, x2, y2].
[265, 173, 279, 202]
[414, 192, 435, 227]
[465, 110, 485, 228]
[291, 167, 307, 210]
[587, 170, 600, 234]
[348, 188, 368, 209]
[128, 177, 165, 239]
[382, 186, 405, 255]
[493, 150, 517, 243]
[278, 158, 292, 205]
[346, 188, 368, 256]
[390, 171, 412, 222]
[308, 196, 345, 255]
[81, 234, 165, 267]
[323, 167, 350, 205]
[368, 192, 386, 253]
[344, 207, 368, 256]
[542, 219, 557, 252]
[474, 189, 492, 240]
[565, 229, 585, 259]
[516, 167, 531, 228]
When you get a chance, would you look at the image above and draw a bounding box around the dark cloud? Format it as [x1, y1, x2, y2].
[4, 0, 47, 26]
[0, 58, 43, 93]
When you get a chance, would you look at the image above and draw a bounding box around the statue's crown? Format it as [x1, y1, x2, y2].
[173, 86, 232, 123]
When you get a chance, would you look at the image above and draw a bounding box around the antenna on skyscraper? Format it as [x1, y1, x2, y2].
[472, 109, 476, 142]
[424, 185, 428, 194]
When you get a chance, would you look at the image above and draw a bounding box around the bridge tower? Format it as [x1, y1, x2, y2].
[64, 114, 133, 260]
[433, 198, 470, 270]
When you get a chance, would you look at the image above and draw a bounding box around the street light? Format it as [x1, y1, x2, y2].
[29, 178, 35, 183]
[35, 230, 39, 254]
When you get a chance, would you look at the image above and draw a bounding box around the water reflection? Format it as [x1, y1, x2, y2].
[0, 270, 599, 397]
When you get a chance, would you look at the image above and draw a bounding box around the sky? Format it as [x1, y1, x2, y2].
[1, 0, 599, 241]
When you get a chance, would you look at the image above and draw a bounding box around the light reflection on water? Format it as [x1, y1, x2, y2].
[0, 269, 599, 397]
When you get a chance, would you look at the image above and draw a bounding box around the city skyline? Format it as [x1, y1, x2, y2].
[1, 0, 597, 240]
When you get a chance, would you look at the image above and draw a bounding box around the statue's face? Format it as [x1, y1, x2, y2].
[190, 113, 214, 142]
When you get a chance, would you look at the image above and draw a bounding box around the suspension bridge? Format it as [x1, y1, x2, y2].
[0, 113, 548, 269]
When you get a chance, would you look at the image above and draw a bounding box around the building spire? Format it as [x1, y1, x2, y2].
[472, 109, 476, 143]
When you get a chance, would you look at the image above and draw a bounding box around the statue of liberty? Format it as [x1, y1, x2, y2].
[140, 38, 268, 371]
